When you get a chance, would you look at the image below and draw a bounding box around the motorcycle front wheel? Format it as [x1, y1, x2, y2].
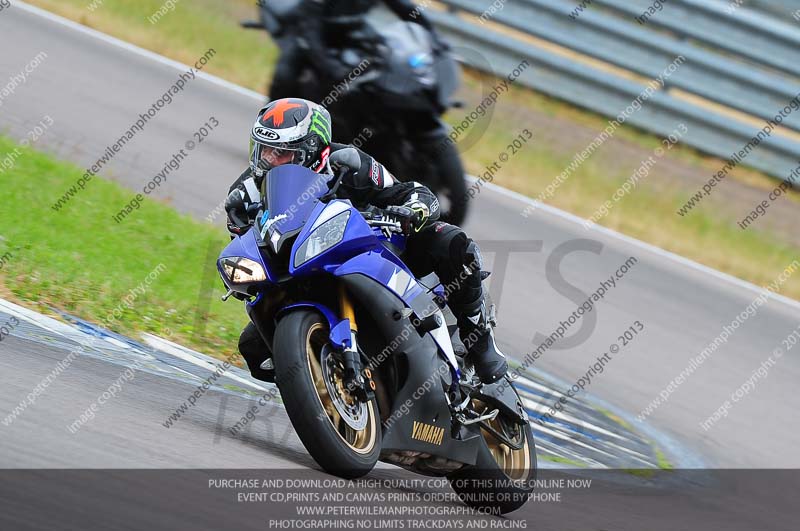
[273, 310, 381, 478]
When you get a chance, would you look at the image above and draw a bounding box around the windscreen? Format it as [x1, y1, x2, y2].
[258, 164, 330, 236]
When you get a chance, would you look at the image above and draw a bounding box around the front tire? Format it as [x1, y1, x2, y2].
[273, 310, 381, 478]
[448, 394, 537, 514]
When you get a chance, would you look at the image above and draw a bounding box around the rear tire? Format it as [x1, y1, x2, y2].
[273, 310, 381, 478]
[431, 140, 468, 226]
[448, 393, 537, 514]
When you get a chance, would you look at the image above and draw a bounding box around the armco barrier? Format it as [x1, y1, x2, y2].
[425, 0, 800, 185]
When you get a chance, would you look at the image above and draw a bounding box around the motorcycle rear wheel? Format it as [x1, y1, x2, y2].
[429, 140, 469, 226]
[447, 392, 536, 514]
[273, 310, 381, 478]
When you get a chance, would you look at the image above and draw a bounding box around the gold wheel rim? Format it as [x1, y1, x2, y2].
[475, 400, 530, 481]
[305, 323, 377, 455]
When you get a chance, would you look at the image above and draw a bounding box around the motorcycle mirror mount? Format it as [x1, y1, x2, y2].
[329, 147, 361, 172]
[321, 147, 360, 202]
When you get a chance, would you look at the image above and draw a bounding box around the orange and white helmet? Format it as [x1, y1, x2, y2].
[249, 98, 332, 178]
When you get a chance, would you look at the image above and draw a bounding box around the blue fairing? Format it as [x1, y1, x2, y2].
[333, 251, 424, 304]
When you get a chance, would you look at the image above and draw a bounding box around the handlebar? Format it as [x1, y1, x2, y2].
[360, 211, 403, 233]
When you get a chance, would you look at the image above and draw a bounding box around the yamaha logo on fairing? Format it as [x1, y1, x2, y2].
[254, 127, 280, 141]
[264, 213, 288, 230]
[411, 421, 444, 445]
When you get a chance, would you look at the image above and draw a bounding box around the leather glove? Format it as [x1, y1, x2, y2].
[403, 199, 432, 232]
[377, 202, 429, 236]
[383, 205, 416, 236]
[225, 189, 250, 236]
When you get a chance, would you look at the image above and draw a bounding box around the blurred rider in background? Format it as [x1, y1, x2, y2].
[268, 0, 448, 100]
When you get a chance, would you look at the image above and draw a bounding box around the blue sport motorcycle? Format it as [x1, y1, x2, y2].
[217, 149, 536, 514]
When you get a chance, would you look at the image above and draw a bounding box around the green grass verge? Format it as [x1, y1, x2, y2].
[17, 0, 800, 301]
[0, 136, 246, 361]
[622, 447, 674, 477]
[595, 406, 635, 433]
[539, 454, 588, 468]
[655, 448, 674, 470]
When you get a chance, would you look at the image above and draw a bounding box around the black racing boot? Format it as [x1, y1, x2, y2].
[453, 297, 508, 384]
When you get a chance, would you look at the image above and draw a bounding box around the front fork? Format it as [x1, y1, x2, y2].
[338, 284, 376, 402]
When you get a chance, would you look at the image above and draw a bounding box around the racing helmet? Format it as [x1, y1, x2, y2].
[249, 98, 332, 178]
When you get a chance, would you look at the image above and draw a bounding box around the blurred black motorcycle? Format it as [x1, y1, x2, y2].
[243, 1, 470, 225]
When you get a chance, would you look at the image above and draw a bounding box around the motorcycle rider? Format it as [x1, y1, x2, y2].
[268, 0, 447, 100]
[225, 98, 507, 384]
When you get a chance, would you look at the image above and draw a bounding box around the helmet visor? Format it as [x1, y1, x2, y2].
[251, 141, 308, 172]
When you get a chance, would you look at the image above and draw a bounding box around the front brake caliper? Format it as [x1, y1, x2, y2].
[339, 348, 375, 402]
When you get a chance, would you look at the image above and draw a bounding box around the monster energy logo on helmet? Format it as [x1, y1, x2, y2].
[309, 108, 331, 145]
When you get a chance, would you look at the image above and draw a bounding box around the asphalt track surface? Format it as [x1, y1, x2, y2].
[1, 2, 799, 528]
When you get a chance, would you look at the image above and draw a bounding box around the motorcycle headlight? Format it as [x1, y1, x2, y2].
[219, 257, 267, 284]
[294, 211, 350, 267]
